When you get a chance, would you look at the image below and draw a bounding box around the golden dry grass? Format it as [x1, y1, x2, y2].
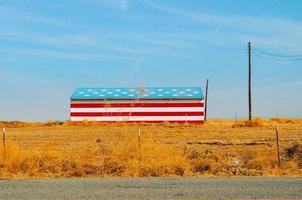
[0, 118, 302, 178]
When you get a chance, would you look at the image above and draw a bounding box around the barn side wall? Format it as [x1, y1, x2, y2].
[70, 99, 205, 124]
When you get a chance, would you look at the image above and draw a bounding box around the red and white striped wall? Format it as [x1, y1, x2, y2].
[70, 100, 205, 124]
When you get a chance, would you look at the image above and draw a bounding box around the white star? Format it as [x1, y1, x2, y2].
[186, 89, 192, 91]
[115, 89, 121, 92]
[93, 92, 99, 94]
[79, 92, 85, 94]
[84, 94, 90, 97]
[101, 89, 107, 92]
[114, 94, 119, 97]
[157, 89, 163, 91]
[88, 89, 93, 92]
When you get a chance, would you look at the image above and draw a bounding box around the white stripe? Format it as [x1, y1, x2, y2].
[71, 116, 204, 121]
[71, 107, 204, 113]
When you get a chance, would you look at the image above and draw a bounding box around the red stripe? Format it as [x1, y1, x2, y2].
[71, 103, 204, 108]
[71, 112, 204, 117]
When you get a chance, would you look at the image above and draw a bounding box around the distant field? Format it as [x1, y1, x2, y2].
[0, 118, 302, 178]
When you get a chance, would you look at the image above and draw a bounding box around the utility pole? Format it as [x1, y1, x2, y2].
[204, 79, 209, 122]
[248, 42, 252, 121]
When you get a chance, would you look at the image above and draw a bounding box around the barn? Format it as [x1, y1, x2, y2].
[70, 87, 205, 124]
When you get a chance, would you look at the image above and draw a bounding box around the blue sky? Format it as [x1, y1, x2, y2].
[0, 0, 302, 121]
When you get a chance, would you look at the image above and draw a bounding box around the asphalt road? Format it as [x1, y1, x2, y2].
[0, 177, 301, 200]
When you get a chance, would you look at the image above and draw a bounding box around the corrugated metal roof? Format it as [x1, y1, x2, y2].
[71, 87, 204, 100]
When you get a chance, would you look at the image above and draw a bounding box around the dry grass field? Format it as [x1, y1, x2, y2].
[0, 118, 302, 178]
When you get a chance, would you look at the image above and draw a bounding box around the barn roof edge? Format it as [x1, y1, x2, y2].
[70, 86, 204, 100]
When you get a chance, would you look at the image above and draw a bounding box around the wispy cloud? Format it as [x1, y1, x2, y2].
[0, 47, 134, 62]
[0, 25, 195, 58]
[2, 0, 302, 62]
[0, 5, 65, 26]
[93, 0, 129, 11]
[139, 0, 302, 51]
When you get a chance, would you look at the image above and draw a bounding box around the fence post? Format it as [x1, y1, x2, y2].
[2, 128, 5, 162]
[204, 79, 209, 122]
[275, 125, 280, 166]
[138, 128, 141, 176]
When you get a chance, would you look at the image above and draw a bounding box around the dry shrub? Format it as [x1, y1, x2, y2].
[186, 149, 220, 174]
[191, 158, 219, 174]
[284, 143, 302, 159]
[141, 143, 189, 176]
[232, 117, 266, 128]
[245, 157, 276, 170]
[0, 121, 34, 128]
[3, 118, 301, 128]
[0, 144, 102, 178]
[102, 135, 137, 176]
[62, 120, 104, 127]
[103, 134, 189, 177]
[45, 121, 63, 127]
[238, 149, 275, 170]
[219, 149, 276, 176]
[284, 143, 302, 168]
[239, 150, 254, 166]
[0, 121, 64, 128]
[207, 119, 234, 125]
[62, 121, 77, 126]
[1, 141, 301, 177]
[1, 122, 302, 178]
[271, 118, 302, 124]
[270, 161, 301, 176]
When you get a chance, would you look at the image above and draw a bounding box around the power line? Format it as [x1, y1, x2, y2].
[254, 51, 302, 62]
[254, 48, 302, 58]
[253, 48, 302, 61]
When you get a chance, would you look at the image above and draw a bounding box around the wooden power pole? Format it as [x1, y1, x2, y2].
[204, 79, 209, 122]
[248, 42, 252, 121]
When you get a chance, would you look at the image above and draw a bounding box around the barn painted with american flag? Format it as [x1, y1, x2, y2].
[70, 87, 205, 124]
